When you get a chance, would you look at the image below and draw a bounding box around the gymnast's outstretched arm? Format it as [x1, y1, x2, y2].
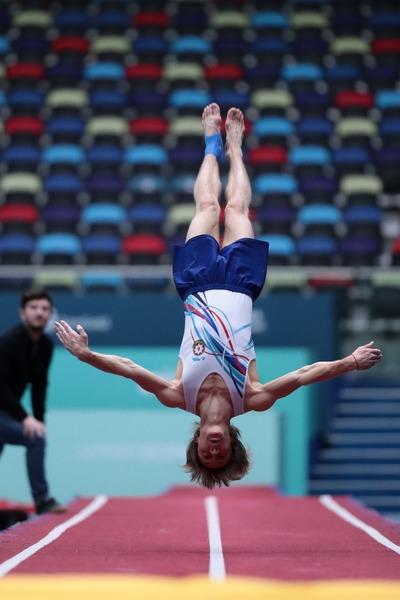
[246, 341, 383, 412]
[54, 320, 183, 408]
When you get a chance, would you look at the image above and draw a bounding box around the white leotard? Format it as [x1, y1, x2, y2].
[178, 289, 256, 416]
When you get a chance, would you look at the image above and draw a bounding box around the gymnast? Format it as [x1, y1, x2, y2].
[55, 103, 383, 489]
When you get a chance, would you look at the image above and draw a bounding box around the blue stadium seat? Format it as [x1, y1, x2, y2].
[46, 116, 85, 140]
[168, 147, 203, 169]
[84, 62, 124, 81]
[294, 91, 330, 116]
[332, 147, 371, 174]
[375, 90, 400, 112]
[0, 35, 10, 54]
[90, 12, 130, 33]
[254, 174, 298, 196]
[47, 64, 84, 86]
[251, 12, 288, 30]
[124, 145, 168, 166]
[128, 204, 167, 231]
[299, 176, 338, 202]
[128, 174, 168, 198]
[129, 90, 167, 114]
[82, 204, 126, 229]
[43, 173, 83, 196]
[54, 10, 90, 31]
[298, 205, 341, 235]
[8, 89, 44, 112]
[298, 235, 338, 265]
[340, 236, 381, 266]
[87, 145, 123, 167]
[42, 144, 85, 166]
[90, 90, 128, 113]
[11, 36, 49, 59]
[343, 206, 382, 234]
[85, 174, 125, 197]
[257, 206, 296, 234]
[253, 117, 294, 141]
[2, 145, 41, 169]
[0, 233, 35, 264]
[81, 234, 121, 264]
[281, 63, 323, 87]
[133, 36, 168, 58]
[245, 65, 280, 89]
[169, 89, 211, 110]
[249, 37, 288, 63]
[258, 233, 295, 265]
[170, 36, 212, 56]
[289, 146, 330, 170]
[374, 147, 400, 192]
[36, 233, 81, 264]
[81, 271, 124, 291]
[41, 204, 81, 232]
[324, 65, 361, 93]
[212, 89, 249, 111]
[296, 118, 333, 142]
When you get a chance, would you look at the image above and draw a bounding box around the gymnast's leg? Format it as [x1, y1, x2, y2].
[185, 103, 222, 242]
[223, 107, 254, 247]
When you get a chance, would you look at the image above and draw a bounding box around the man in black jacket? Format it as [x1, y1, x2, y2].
[0, 288, 65, 514]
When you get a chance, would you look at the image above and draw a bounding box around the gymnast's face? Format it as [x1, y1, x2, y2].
[197, 427, 232, 469]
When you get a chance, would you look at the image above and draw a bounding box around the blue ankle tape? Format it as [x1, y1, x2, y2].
[204, 133, 223, 159]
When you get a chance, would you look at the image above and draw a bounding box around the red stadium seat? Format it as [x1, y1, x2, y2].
[204, 64, 243, 82]
[248, 146, 287, 168]
[129, 117, 169, 137]
[0, 204, 39, 228]
[123, 234, 166, 264]
[5, 117, 44, 136]
[51, 36, 90, 54]
[334, 91, 374, 111]
[6, 63, 44, 81]
[125, 63, 163, 81]
[133, 12, 171, 29]
[371, 39, 400, 55]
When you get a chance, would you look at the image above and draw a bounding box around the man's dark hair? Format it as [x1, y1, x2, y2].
[21, 288, 53, 309]
[183, 423, 250, 489]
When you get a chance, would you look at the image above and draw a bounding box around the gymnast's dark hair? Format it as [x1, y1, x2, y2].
[183, 423, 250, 489]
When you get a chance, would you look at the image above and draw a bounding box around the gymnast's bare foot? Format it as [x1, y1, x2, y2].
[225, 107, 244, 158]
[202, 103, 222, 137]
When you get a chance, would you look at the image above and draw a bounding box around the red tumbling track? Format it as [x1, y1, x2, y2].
[0, 487, 399, 580]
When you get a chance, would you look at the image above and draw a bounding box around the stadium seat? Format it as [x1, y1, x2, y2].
[81, 204, 126, 233]
[36, 233, 81, 264]
[298, 235, 338, 266]
[81, 234, 122, 264]
[340, 236, 381, 266]
[257, 206, 297, 234]
[0, 204, 39, 232]
[0, 233, 35, 264]
[81, 271, 124, 292]
[123, 234, 167, 265]
[128, 204, 167, 232]
[2, 145, 41, 171]
[127, 174, 168, 201]
[41, 204, 81, 232]
[46, 116, 84, 142]
[251, 89, 293, 116]
[258, 233, 296, 266]
[34, 270, 80, 291]
[298, 204, 341, 235]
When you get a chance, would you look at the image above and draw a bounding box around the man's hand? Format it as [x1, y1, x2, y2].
[351, 341, 383, 370]
[54, 320, 89, 360]
[23, 415, 46, 439]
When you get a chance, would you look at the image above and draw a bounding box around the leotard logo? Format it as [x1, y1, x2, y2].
[192, 339, 205, 356]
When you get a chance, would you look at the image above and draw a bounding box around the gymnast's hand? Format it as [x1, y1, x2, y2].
[54, 320, 89, 360]
[351, 341, 383, 370]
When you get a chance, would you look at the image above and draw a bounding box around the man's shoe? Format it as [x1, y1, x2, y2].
[35, 497, 67, 515]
